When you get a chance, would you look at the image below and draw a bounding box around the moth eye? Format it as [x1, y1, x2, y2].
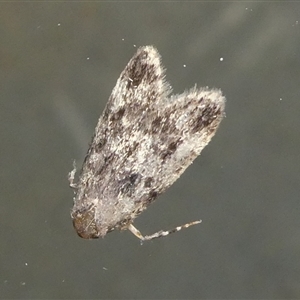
[72, 209, 100, 239]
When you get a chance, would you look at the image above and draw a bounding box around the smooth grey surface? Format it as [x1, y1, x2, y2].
[1, 3, 300, 299]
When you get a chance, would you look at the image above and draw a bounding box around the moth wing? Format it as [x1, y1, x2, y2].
[72, 46, 225, 239]
[72, 46, 172, 236]
[143, 87, 225, 195]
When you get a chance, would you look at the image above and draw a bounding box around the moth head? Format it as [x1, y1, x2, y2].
[72, 207, 107, 239]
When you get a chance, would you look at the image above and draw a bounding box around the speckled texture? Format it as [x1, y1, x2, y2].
[69, 46, 225, 239]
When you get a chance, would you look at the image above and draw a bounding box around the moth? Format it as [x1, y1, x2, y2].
[69, 45, 225, 242]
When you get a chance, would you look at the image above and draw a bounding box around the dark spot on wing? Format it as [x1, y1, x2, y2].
[94, 138, 107, 153]
[191, 103, 220, 134]
[127, 142, 139, 157]
[119, 173, 141, 196]
[161, 139, 182, 160]
[110, 107, 125, 121]
[144, 177, 154, 188]
[148, 190, 158, 203]
[151, 116, 162, 134]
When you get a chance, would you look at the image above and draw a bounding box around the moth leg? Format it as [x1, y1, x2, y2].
[128, 220, 202, 242]
[68, 160, 78, 189]
[127, 224, 148, 241]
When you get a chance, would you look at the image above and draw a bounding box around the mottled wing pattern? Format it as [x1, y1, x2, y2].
[71, 46, 225, 239]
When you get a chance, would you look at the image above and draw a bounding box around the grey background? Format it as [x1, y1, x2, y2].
[1, 2, 300, 299]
